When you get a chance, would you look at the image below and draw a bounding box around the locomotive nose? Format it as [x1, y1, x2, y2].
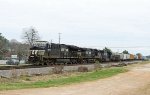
[31, 50, 38, 55]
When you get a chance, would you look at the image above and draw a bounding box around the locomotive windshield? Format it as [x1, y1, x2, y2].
[32, 41, 49, 49]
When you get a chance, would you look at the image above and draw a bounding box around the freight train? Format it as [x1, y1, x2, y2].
[28, 41, 143, 65]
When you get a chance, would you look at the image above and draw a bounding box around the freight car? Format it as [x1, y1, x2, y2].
[28, 41, 107, 65]
[118, 53, 131, 61]
[111, 52, 121, 62]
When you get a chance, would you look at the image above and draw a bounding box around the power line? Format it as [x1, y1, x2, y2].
[106, 46, 150, 49]
[83, 46, 150, 49]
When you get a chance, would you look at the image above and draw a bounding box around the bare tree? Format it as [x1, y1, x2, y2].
[22, 27, 40, 46]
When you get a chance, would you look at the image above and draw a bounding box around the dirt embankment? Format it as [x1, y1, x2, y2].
[1, 63, 150, 95]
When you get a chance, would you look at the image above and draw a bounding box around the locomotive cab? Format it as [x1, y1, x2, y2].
[28, 41, 51, 64]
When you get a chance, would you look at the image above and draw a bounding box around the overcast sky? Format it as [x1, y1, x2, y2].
[0, 0, 150, 55]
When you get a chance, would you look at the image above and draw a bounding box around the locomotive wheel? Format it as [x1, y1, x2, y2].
[45, 60, 49, 66]
[95, 59, 101, 63]
[47, 59, 55, 66]
[48, 60, 54, 66]
[52, 59, 56, 65]
[83, 60, 88, 64]
[77, 59, 83, 64]
[33, 60, 40, 65]
[70, 59, 77, 64]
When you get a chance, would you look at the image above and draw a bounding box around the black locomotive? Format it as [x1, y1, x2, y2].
[28, 41, 112, 65]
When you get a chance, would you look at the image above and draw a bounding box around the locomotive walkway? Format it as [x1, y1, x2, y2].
[1, 62, 150, 95]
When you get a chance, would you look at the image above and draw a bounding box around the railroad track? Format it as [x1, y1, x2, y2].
[0, 61, 143, 78]
[0, 60, 142, 70]
[0, 63, 95, 70]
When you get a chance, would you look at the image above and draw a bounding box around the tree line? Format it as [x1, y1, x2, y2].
[0, 27, 40, 60]
[0, 33, 9, 59]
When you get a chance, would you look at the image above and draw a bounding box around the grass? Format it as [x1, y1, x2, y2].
[0, 67, 128, 91]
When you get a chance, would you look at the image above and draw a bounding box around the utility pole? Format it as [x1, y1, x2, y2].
[59, 33, 61, 44]
[58, 33, 62, 58]
[50, 39, 53, 44]
[117, 49, 119, 53]
[50, 39, 53, 49]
